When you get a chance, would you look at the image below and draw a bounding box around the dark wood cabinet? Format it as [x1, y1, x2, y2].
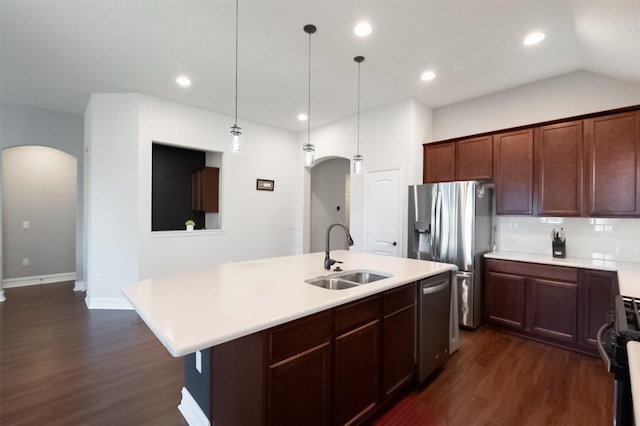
[382, 284, 416, 400]
[581, 269, 618, 347]
[334, 296, 381, 426]
[529, 277, 578, 342]
[485, 259, 618, 355]
[455, 135, 493, 181]
[423, 142, 455, 183]
[268, 312, 333, 426]
[486, 270, 526, 329]
[585, 111, 640, 216]
[494, 129, 534, 215]
[192, 166, 219, 213]
[534, 121, 584, 216]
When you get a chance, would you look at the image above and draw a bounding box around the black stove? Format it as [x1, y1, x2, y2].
[598, 295, 640, 426]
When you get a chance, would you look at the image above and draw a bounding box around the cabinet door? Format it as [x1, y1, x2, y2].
[335, 320, 381, 426]
[268, 342, 332, 426]
[535, 121, 584, 216]
[424, 142, 455, 183]
[581, 270, 618, 347]
[455, 135, 493, 181]
[494, 129, 534, 215]
[486, 270, 526, 329]
[529, 278, 578, 342]
[382, 304, 415, 400]
[585, 111, 640, 216]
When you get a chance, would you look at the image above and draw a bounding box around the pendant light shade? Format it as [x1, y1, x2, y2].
[353, 55, 365, 174]
[230, 0, 242, 153]
[303, 24, 317, 168]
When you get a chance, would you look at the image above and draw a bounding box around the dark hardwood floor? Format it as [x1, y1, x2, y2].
[1, 282, 613, 425]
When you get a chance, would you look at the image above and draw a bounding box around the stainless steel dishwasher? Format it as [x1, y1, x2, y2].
[417, 271, 451, 383]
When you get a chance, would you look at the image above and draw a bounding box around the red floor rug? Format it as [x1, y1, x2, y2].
[373, 393, 447, 426]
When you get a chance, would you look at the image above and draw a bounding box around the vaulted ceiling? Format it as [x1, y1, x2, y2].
[2, 1, 639, 132]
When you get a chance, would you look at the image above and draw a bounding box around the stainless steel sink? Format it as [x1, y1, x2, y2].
[305, 269, 392, 290]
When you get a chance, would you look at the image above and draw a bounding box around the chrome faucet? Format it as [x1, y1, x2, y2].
[324, 223, 354, 270]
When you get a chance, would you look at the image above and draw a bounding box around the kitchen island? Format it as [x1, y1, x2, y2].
[124, 250, 456, 426]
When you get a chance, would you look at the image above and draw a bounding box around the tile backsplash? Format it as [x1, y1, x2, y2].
[495, 216, 640, 263]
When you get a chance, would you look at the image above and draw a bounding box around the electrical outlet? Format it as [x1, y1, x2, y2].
[22, 221, 30, 229]
[22, 258, 30, 266]
[195, 350, 202, 373]
[517, 238, 528, 245]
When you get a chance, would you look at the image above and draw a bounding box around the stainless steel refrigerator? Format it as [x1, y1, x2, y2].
[408, 182, 493, 329]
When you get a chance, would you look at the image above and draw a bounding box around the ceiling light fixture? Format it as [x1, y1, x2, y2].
[297, 113, 308, 121]
[303, 24, 317, 168]
[523, 32, 545, 46]
[421, 70, 436, 81]
[354, 22, 372, 37]
[230, 0, 242, 153]
[353, 56, 365, 175]
[176, 75, 191, 87]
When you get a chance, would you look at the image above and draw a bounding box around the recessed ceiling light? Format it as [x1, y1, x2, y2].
[297, 113, 308, 121]
[176, 75, 191, 87]
[354, 22, 372, 37]
[420, 71, 436, 81]
[523, 32, 545, 46]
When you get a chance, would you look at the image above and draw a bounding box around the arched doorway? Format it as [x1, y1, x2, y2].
[1, 146, 77, 296]
[309, 157, 350, 253]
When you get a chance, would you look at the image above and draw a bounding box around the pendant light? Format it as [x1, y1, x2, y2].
[230, 0, 242, 153]
[303, 24, 317, 168]
[353, 56, 365, 175]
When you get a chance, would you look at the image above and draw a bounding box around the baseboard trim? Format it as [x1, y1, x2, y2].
[84, 296, 134, 310]
[0, 290, 5, 302]
[2, 272, 76, 288]
[178, 387, 210, 426]
[74, 281, 87, 292]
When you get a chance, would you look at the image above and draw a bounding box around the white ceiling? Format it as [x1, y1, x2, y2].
[2, 1, 639, 133]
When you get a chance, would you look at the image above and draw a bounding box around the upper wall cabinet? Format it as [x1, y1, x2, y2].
[455, 136, 493, 181]
[423, 136, 493, 183]
[585, 111, 640, 216]
[494, 129, 534, 215]
[534, 121, 584, 216]
[423, 142, 455, 183]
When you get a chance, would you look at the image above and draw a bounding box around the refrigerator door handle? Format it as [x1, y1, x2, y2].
[433, 190, 442, 261]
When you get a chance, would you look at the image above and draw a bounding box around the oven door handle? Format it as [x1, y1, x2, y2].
[596, 320, 614, 372]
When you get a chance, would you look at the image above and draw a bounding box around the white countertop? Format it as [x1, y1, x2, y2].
[123, 251, 456, 357]
[485, 251, 640, 297]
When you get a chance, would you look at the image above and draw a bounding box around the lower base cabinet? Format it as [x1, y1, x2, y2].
[202, 282, 419, 426]
[485, 259, 618, 354]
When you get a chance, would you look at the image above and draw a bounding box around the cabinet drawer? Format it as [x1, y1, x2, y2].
[335, 296, 381, 335]
[383, 283, 416, 315]
[486, 259, 577, 282]
[269, 311, 332, 363]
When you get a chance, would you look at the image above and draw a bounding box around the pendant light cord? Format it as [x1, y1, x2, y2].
[357, 61, 360, 155]
[307, 30, 311, 146]
[234, 0, 239, 126]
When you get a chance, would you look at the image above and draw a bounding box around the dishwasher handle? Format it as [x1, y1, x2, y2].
[422, 281, 449, 295]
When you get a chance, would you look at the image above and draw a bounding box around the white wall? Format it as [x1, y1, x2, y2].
[433, 70, 640, 141]
[300, 98, 433, 257]
[84, 95, 140, 309]
[85, 93, 301, 308]
[0, 102, 84, 298]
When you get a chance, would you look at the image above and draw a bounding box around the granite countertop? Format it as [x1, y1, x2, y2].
[485, 251, 640, 297]
[123, 250, 456, 357]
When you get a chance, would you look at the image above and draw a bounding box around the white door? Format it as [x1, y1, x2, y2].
[365, 167, 401, 256]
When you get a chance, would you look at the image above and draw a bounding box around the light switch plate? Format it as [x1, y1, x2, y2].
[22, 221, 30, 229]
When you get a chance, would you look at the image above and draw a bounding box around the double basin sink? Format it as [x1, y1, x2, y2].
[305, 269, 392, 290]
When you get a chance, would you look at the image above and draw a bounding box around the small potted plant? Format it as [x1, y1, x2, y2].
[185, 219, 195, 231]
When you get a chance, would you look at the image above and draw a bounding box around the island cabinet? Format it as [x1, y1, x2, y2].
[485, 259, 618, 355]
[203, 283, 419, 426]
[423, 142, 455, 183]
[534, 120, 584, 216]
[585, 110, 640, 217]
[493, 128, 534, 215]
